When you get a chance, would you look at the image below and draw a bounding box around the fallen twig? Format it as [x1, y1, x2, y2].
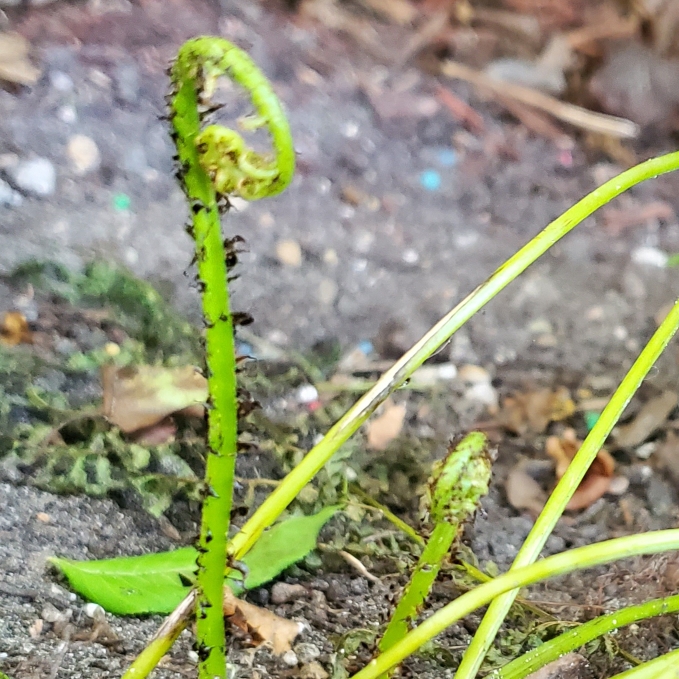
[441, 60, 639, 139]
[435, 84, 485, 134]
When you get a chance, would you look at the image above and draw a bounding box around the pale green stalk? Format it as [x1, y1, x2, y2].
[348, 530, 679, 679]
[608, 649, 679, 679]
[455, 296, 679, 679]
[494, 594, 679, 679]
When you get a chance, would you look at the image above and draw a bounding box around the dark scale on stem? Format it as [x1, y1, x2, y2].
[232, 312, 254, 327]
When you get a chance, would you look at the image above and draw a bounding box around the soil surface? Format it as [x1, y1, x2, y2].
[2, 1, 679, 678]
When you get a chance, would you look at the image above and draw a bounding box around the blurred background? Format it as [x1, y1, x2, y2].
[1, 0, 679, 374]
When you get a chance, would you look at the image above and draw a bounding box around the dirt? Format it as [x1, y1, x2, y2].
[2, 1, 679, 678]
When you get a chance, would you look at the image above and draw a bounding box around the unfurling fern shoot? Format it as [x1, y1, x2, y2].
[168, 37, 295, 679]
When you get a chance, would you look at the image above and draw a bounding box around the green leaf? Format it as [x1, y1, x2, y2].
[48, 547, 197, 615]
[243, 504, 340, 589]
[49, 505, 339, 615]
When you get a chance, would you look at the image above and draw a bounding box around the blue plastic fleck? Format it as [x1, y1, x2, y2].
[437, 149, 458, 167]
[358, 340, 374, 355]
[237, 342, 253, 357]
[420, 170, 441, 191]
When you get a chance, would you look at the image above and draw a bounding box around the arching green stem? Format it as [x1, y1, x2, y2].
[167, 37, 295, 679]
[348, 530, 679, 679]
[493, 593, 679, 679]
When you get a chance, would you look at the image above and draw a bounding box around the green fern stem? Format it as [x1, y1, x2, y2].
[169, 37, 295, 679]
[378, 433, 491, 661]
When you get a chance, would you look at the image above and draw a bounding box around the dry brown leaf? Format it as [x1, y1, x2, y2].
[614, 391, 678, 448]
[546, 428, 616, 510]
[0, 33, 41, 86]
[0, 311, 32, 346]
[366, 399, 406, 450]
[505, 460, 548, 516]
[101, 364, 207, 433]
[223, 586, 303, 655]
[498, 386, 575, 435]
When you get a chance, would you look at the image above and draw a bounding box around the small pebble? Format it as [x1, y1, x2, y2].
[11, 157, 56, 197]
[300, 661, 329, 679]
[402, 248, 419, 265]
[317, 278, 338, 305]
[608, 476, 630, 495]
[635, 441, 656, 460]
[41, 603, 63, 623]
[295, 643, 321, 664]
[458, 364, 491, 384]
[67, 135, 100, 175]
[28, 619, 43, 639]
[276, 239, 303, 267]
[281, 650, 298, 667]
[631, 246, 668, 268]
[84, 603, 105, 619]
[465, 382, 498, 408]
[323, 248, 338, 266]
[49, 70, 73, 92]
[296, 384, 319, 404]
[57, 105, 77, 124]
[420, 169, 441, 191]
[270, 582, 307, 604]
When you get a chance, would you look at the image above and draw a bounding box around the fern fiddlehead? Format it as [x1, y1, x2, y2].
[168, 37, 295, 679]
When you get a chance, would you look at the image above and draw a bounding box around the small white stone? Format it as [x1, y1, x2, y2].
[323, 248, 338, 266]
[317, 278, 338, 305]
[465, 382, 499, 408]
[84, 602, 105, 619]
[58, 105, 78, 124]
[12, 157, 56, 196]
[635, 441, 656, 460]
[187, 650, 199, 663]
[631, 246, 667, 268]
[67, 135, 100, 175]
[276, 239, 303, 267]
[282, 650, 298, 667]
[608, 476, 630, 495]
[402, 248, 419, 264]
[49, 70, 73, 92]
[296, 384, 319, 404]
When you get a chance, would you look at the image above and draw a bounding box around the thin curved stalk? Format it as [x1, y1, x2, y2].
[493, 594, 679, 679]
[607, 648, 679, 679]
[347, 530, 679, 679]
